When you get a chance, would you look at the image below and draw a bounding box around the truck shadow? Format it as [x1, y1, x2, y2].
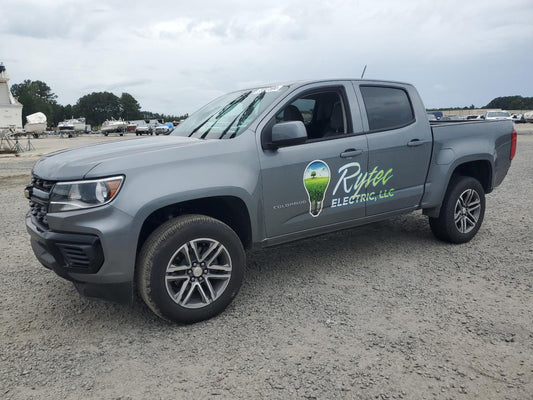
[31, 213, 438, 330]
[246, 212, 435, 274]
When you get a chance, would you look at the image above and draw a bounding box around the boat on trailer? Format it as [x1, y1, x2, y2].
[101, 118, 128, 135]
[58, 118, 86, 132]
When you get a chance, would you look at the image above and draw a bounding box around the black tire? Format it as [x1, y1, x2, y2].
[429, 176, 485, 244]
[137, 215, 245, 323]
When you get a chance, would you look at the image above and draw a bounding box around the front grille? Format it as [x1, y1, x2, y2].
[31, 176, 55, 192]
[29, 175, 56, 229]
[29, 200, 48, 226]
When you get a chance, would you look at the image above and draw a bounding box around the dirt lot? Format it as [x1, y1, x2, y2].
[1, 130, 532, 399]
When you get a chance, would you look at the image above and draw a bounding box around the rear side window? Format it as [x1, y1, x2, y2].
[360, 86, 414, 131]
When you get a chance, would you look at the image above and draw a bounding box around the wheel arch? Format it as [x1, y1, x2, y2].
[423, 158, 493, 218]
[136, 196, 253, 256]
[451, 159, 493, 194]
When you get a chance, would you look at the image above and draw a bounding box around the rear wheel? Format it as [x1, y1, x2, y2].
[137, 215, 245, 323]
[429, 176, 485, 243]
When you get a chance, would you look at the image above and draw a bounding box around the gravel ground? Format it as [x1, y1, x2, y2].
[1, 131, 532, 399]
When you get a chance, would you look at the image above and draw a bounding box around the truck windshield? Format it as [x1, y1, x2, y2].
[172, 85, 289, 139]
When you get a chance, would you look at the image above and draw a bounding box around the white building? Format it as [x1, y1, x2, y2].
[0, 63, 23, 130]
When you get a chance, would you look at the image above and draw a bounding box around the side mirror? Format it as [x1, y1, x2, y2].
[270, 121, 307, 148]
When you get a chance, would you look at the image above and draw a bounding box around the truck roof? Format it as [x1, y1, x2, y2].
[235, 79, 414, 93]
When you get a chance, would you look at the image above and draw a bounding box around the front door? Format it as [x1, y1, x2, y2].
[258, 83, 369, 238]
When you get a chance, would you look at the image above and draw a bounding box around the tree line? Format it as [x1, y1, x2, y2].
[11, 80, 188, 127]
[427, 95, 533, 112]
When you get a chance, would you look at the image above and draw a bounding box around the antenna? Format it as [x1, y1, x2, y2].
[360, 65, 367, 79]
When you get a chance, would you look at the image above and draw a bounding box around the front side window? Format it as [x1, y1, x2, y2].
[172, 85, 289, 139]
[360, 86, 414, 131]
[273, 90, 349, 141]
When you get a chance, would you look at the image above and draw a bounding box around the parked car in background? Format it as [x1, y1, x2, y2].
[483, 110, 512, 120]
[427, 111, 443, 120]
[135, 126, 151, 135]
[135, 119, 163, 135]
[155, 122, 175, 135]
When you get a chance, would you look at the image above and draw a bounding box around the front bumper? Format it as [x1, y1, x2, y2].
[28, 225, 104, 275]
[26, 208, 136, 304]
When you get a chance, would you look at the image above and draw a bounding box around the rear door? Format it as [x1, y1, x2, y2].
[354, 83, 432, 215]
[257, 82, 369, 238]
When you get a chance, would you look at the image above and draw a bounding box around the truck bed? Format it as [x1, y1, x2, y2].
[421, 119, 514, 211]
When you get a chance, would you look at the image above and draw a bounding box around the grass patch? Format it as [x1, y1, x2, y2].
[304, 177, 329, 201]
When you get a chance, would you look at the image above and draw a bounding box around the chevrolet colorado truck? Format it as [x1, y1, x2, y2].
[25, 79, 517, 323]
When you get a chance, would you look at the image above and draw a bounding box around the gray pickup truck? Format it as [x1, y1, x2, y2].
[25, 79, 517, 323]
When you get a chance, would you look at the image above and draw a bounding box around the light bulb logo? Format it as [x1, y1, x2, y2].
[303, 160, 331, 217]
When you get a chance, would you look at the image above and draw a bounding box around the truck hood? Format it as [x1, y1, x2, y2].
[32, 136, 203, 180]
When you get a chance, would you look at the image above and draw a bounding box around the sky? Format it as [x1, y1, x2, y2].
[305, 161, 330, 179]
[1, 0, 532, 115]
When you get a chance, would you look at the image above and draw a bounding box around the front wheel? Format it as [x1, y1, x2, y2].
[137, 215, 245, 323]
[429, 176, 485, 244]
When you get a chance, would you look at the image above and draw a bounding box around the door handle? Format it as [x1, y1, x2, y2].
[407, 139, 425, 147]
[340, 149, 363, 158]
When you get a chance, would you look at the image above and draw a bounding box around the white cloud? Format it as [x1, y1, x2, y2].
[1, 0, 532, 114]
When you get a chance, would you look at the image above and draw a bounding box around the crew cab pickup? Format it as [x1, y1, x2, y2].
[25, 79, 517, 323]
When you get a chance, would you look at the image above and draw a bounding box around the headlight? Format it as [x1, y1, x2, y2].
[49, 176, 124, 213]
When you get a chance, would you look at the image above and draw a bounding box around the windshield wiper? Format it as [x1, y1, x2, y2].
[215, 91, 251, 119]
[220, 92, 266, 139]
[189, 91, 253, 138]
[189, 116, 213, 137]
[199, 91, 253, 139]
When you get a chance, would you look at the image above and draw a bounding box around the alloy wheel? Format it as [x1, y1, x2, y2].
[165, 238, 232, 309]
[454, 189, 481, 234]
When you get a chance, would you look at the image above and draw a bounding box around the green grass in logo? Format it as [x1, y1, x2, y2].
[304, 177, 329, 203]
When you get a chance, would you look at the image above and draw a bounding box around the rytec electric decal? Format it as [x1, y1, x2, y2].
[291, 160, 395, 217]
[331, 162, 394, 208]
[303, 160, 331, 217]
